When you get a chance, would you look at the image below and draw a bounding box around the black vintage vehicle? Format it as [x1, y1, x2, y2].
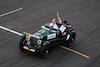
[19, 23, 76, 58]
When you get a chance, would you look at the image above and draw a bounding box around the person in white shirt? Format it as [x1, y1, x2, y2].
[49, 18, 59, 30]
[57, 12, 68, 36]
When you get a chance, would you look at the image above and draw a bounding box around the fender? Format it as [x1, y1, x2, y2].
[21, 34, 26, 37]
[42, 41, 50, 46]
[66, 34, 70, 40]
[66, 31, 75, 40]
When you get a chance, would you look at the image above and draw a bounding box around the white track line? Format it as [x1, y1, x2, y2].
[0, 26, 23, 36]
[0, 7, 23, 18]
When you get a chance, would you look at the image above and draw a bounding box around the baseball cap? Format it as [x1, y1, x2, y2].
[62, 20, 67, 24]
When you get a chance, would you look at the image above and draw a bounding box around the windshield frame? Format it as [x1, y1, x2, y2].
[41, 24, 58, 33]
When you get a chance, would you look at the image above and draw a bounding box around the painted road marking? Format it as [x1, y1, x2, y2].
[59, 45, 90, 58]
[0, 7, 23, 18]
[23, 32, 32, 36]
[0, 26, 23, 36]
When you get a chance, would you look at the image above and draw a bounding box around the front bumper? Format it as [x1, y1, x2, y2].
[23, 46, 36, 52]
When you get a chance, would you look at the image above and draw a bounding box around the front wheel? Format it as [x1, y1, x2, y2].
[40, 46, 50, 59]
[19, 36, 26, 51]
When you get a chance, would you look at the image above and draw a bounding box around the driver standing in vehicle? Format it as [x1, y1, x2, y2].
[57, 12, 68, 36]
[49, 18, 59, 30]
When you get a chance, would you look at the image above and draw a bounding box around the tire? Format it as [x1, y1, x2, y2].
[19, 36, 26, 51]
[40, 46, 50, 59]
[67, 32, 76, 46]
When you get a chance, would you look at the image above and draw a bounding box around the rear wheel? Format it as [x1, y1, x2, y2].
[67, 32, 76, 46]
[19, 36, 26, 51]
[40, 46, 50, 59]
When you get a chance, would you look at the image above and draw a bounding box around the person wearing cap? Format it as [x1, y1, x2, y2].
[49, 18, 59, 30]
[57, 12, 68, 36]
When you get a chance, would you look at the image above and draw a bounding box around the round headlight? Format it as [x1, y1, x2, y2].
[37, 40, 42, 45]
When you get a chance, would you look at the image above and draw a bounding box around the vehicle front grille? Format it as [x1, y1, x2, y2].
[30, 37, 38, 46]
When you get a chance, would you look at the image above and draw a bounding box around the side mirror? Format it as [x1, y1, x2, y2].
[68, 26, 76, 34]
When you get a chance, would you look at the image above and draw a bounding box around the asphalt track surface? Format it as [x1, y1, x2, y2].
[0, 0, 100, 67]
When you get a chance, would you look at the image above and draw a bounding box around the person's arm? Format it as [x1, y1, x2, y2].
[62, 32, 67, 36]
[57, 12, 62, 24]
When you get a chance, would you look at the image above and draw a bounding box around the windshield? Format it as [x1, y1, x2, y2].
[41, 23, 58, 32]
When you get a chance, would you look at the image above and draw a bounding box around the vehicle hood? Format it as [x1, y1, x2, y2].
[33, 29, 54, 38]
